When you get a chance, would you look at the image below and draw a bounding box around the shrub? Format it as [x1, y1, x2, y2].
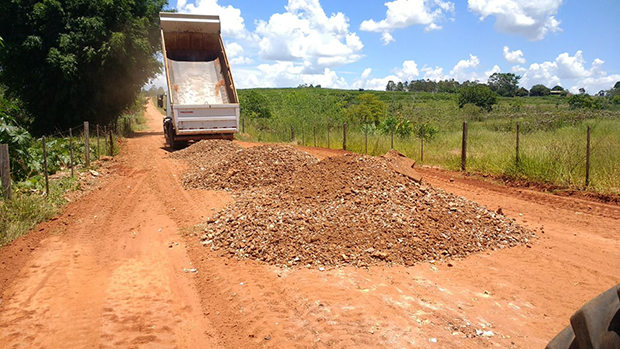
[379, 115, 413, 137]
[568, 94, 601, 110]
[530, 84, 551, 96]
[457, 85, 498, 111]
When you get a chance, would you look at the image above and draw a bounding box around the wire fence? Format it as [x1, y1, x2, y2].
[1, 118, 135, 199]
[240, 117, 620, 193]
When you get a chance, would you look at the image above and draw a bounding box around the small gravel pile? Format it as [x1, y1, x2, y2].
[170, 140, 242, 167]
[183, 144, 318, 190]
[200, 154, 534, 268]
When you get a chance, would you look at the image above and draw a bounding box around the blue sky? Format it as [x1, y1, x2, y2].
[153, 0, 620, 93]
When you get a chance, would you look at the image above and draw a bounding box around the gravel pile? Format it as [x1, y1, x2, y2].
[200, 154, 534, 268]
[170, 140, 242, 167]
[182, 144, 318, 190]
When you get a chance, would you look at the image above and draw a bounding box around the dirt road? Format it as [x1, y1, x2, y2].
[1, 102, 619, 348]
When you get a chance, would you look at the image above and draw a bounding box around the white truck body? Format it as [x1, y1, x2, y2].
[159, 12, 239, 146]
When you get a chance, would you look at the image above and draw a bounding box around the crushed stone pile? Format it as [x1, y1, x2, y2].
[170, 140, 242, 167]
[200, 154, 534, 268]
[182, 144, 318, 191]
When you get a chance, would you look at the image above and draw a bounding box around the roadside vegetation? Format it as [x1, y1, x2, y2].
[0, 92, 148, 245]
[0, 1, 163, 244]
[238, 80, 620, 195]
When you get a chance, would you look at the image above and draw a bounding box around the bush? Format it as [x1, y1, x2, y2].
[530, 84, 551, 96]
[516, 87, 529, 97]
[568, 94, 601, 110]
[417, 123, 438, 140]
[379, 115, 413, 137]
[240, 90, 273, 119]
[457, 85, 498, 111]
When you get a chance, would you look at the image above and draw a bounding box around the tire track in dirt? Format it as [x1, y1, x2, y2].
[2, 101, 619, 348]
[0, 103, 227, 348]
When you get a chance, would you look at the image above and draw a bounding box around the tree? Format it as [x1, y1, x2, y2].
[457, 85, 498, 111]
[515, 87, 529, 97]
[345, 93, 385, 125]
[551, 85, 565, 92]
[568, 94, 601, 110]
[396, 82, 404, 91]
[386, 80, 396, 91]
[240, 91, 272, 119]
[614, 81, 620, 89]
[529, 84, 551, 97]
[0, 0, 166, 135]
[487, 73, 521, 97]
[579, 88, 586, 95]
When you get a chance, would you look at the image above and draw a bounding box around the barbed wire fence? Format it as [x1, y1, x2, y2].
[1, 117, 135, 200]
[241, 117, 614, 192]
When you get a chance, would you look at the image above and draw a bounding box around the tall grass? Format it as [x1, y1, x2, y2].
[0, 176, 78, 246]
[238, 88, 620, 194]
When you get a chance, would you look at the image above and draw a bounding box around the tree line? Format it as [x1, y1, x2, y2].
[386, 74, 620, 98]
[0, 0, 166, 136]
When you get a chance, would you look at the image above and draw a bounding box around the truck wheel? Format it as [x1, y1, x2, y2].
[166, 125, 177, 149]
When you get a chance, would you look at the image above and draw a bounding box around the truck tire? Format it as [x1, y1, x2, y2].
[166, 124, 177, 150]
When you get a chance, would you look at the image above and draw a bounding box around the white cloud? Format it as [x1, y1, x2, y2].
[555, 51, 592, 79]
[356, 75, 400, 91]
[225, 42, 253, 65]
[468, 0, 563, 41]
[254, 0, 363, 73]
[485, 64, 501, 79]
[503, 46, 526, 64]
[395, 60, 420, 80]
[178, 0, 253, 40]
[513, 50, 619, 93]
[381, 32, 395, 45]
[361, 68, 372, 79]
[424, 23, 443, 32]
[360, 0, 455, 44]
[450, 54, 481, 81]
[421, 66, 447, 81]
[249, 61, 349, 88]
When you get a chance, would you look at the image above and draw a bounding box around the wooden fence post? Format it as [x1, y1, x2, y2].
[0, 144, 11, 200]
[515, 122, 520, 168]
[84, 121, 90, 168]
[269, 127, 272, 143]
[96, 125, 100, 160]
[420, 128, 424, 163]
[390, 125, 394, 149]
[291, 126, 295, 142]
[242, 117, 245, 133]
[585, 126, 591, 187]
[69, 128, 75, 177]
[42, 137, 50, 197]
[302, 125, 305, 146]
[103, 126, 107, 156]
[343, 122, 347, 150]
[109, 128, 114, 156]
[461, 121, 468, 171]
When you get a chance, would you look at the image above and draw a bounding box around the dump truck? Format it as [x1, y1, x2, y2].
[159, 12, 239, 148]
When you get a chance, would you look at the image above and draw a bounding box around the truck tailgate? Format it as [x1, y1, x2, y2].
[174, 104, 239, 134]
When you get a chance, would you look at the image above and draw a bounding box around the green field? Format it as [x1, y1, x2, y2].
[236, 88, 620, 194]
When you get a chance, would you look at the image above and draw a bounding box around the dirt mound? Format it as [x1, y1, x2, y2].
[170, 139, 242, 166]
[183, 144, 318, 190]
[201, 154, 534, 268]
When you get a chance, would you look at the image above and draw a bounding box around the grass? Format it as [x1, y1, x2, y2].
[0, 99, 148, 246]
[0, 176, 78, 246]
[237, 88, 620, 194]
